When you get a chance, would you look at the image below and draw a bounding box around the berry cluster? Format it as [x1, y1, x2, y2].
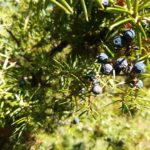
[96, 52, 146, 90]
[113, 29, 135, 48]
[85, 24, 147, 95]
[90, 27, 147, 95]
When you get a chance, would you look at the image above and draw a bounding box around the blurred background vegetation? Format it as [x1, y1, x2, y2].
[0, 0, 150, 149]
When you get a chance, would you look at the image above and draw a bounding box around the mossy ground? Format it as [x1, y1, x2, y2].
[22, 89, 150, 150]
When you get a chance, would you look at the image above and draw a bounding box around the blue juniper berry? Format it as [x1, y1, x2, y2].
[97, 53, 109, 63]
[92, 84, 102, 95]
[101, 63, 113, 75]
[115, 58, 128, 69]
[113, 35, 124, 47]
[102, 0, 109, 6]
[133, 61, 146, 74]
[130, 80, 143, 89]
[72, 117, 80, 124]
[122, 29, 135, 43]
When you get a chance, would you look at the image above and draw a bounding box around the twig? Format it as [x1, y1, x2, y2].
[6, 28, 20, 46]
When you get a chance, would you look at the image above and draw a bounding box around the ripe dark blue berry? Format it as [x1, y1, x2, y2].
[97, 53, 108, 63]
[122, 29, 135, 43]
[136, 80, 143, 88]
[115, 58, 128, 69]
[130, 80, 143, 89]
[72, 117, 80, 124]
[19, 79, 25, 88]
[102, 0, 109, 6]
[92, 79, 99, 85]
[141, 20, 147, 28]
[101, 64, 113, 75]
[113, 35, 124, 47]
[133, 61, 146, 74]
[92, 84, 102, 95]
